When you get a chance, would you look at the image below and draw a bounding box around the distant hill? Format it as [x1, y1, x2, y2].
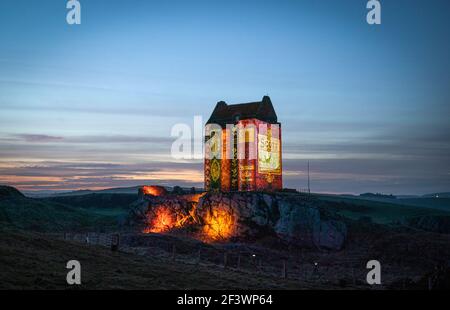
[336, 192, 450, 212]
[423, 192, 450, 198]
[43, 193, 136, 210]
[53, 186, 142, 196]
[360, 192, 397, 199]
[0, 186, 132, 232]
[317, 193, 450, 224]
[0, 185, 25, 199]
[25, 185, 204, 198]
[24, 186, 142, 198]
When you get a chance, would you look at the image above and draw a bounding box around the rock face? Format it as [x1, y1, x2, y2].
[196, 192, 278, 241]
[129, 190, 347, 250]
[196, 192, 346, 250]
[128, 192, 200, 232]
[274, 198, 320, 247]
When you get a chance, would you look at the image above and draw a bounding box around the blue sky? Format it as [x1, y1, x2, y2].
[0, 0, 449, 194]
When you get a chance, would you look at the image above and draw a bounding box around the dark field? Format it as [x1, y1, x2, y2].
[0, 228, 307, 290]
[1, 186, 450, 290]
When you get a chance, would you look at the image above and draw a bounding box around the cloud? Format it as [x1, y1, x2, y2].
[0, 133, 177, 163]
[12, 133, 174, 144]
[1, 156, 448, 195]
[0, 160, 204, 192]
[0, 127, 449, 194]
[15, 134, 63, 143]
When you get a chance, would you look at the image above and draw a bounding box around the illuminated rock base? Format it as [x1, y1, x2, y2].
[128, 188, 347, 250]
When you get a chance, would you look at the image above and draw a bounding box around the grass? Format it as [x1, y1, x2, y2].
[0, 227, 307, 290]
[1, 186, 450, 290]
[316, 195, 450, 224]
[0, 194, 127, 232]
[393, 197, 450, 212]
[42, 193, 136, 210]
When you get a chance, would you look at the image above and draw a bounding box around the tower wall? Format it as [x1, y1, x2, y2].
[205, 119, 282, 192]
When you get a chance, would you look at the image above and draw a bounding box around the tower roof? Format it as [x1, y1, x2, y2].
[206, 96, 278, 126]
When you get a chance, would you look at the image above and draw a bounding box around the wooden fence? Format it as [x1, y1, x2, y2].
[57, 232, 368, 287]
[62, 232, 121, 251]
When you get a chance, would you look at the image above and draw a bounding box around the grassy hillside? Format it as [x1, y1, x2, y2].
[25, 185, 203, 198]
[0, 190, 129, 232]
[3, 183, 450, 231]
[393, 197, 450, 211]
[43, 193, 135, 216]
[316, 194, 450, 224]
[337, 194, 450, 212]
[0, 228, 305, 290]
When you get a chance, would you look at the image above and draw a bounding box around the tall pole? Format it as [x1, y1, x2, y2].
[307, 161, 310, 195]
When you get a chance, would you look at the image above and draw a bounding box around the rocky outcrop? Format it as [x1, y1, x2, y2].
[196, 192, 346, 250]
[138, 186, 168, 200]
[195, 192, 278, 241]
[129, 190, 347, 250]
[274, 197, 320, 247]
[128, 193, 200, 231]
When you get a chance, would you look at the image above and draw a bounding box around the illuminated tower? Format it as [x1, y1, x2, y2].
[204, 96, 282, 192]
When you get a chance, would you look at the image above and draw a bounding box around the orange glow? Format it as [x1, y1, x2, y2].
[142, 207, 176, 233]
[141, 192, 237, 241]
[142, 203, 196, 234]
[141, 185, 167, 197]
[186, 192, 206, 203]
[203, 208, 235, 241]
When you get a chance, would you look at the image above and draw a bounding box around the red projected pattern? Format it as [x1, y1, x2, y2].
[205, 119, 282, 192]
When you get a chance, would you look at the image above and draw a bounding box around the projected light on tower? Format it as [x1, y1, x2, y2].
[204, 96, 282, 192]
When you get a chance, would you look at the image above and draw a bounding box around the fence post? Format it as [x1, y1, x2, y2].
[196, 247, 201, 266]
[402, 266, 407, 290]
[111, 233, 120, 252]
[313, 262, 320, 280]
[282, 260, 287, 279]
[63, 232, 67, 240]
[223, 252, 228, 269]
[110, 234, 115, 251]
[351, 266, 356, 286]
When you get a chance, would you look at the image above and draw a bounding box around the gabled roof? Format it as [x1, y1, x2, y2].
[206, 96, 278, 126]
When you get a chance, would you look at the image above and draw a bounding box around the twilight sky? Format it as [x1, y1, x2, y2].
[0, 0, 449, 195]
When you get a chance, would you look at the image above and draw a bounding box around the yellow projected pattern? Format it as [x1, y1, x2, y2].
[258, 133, 281, 174]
